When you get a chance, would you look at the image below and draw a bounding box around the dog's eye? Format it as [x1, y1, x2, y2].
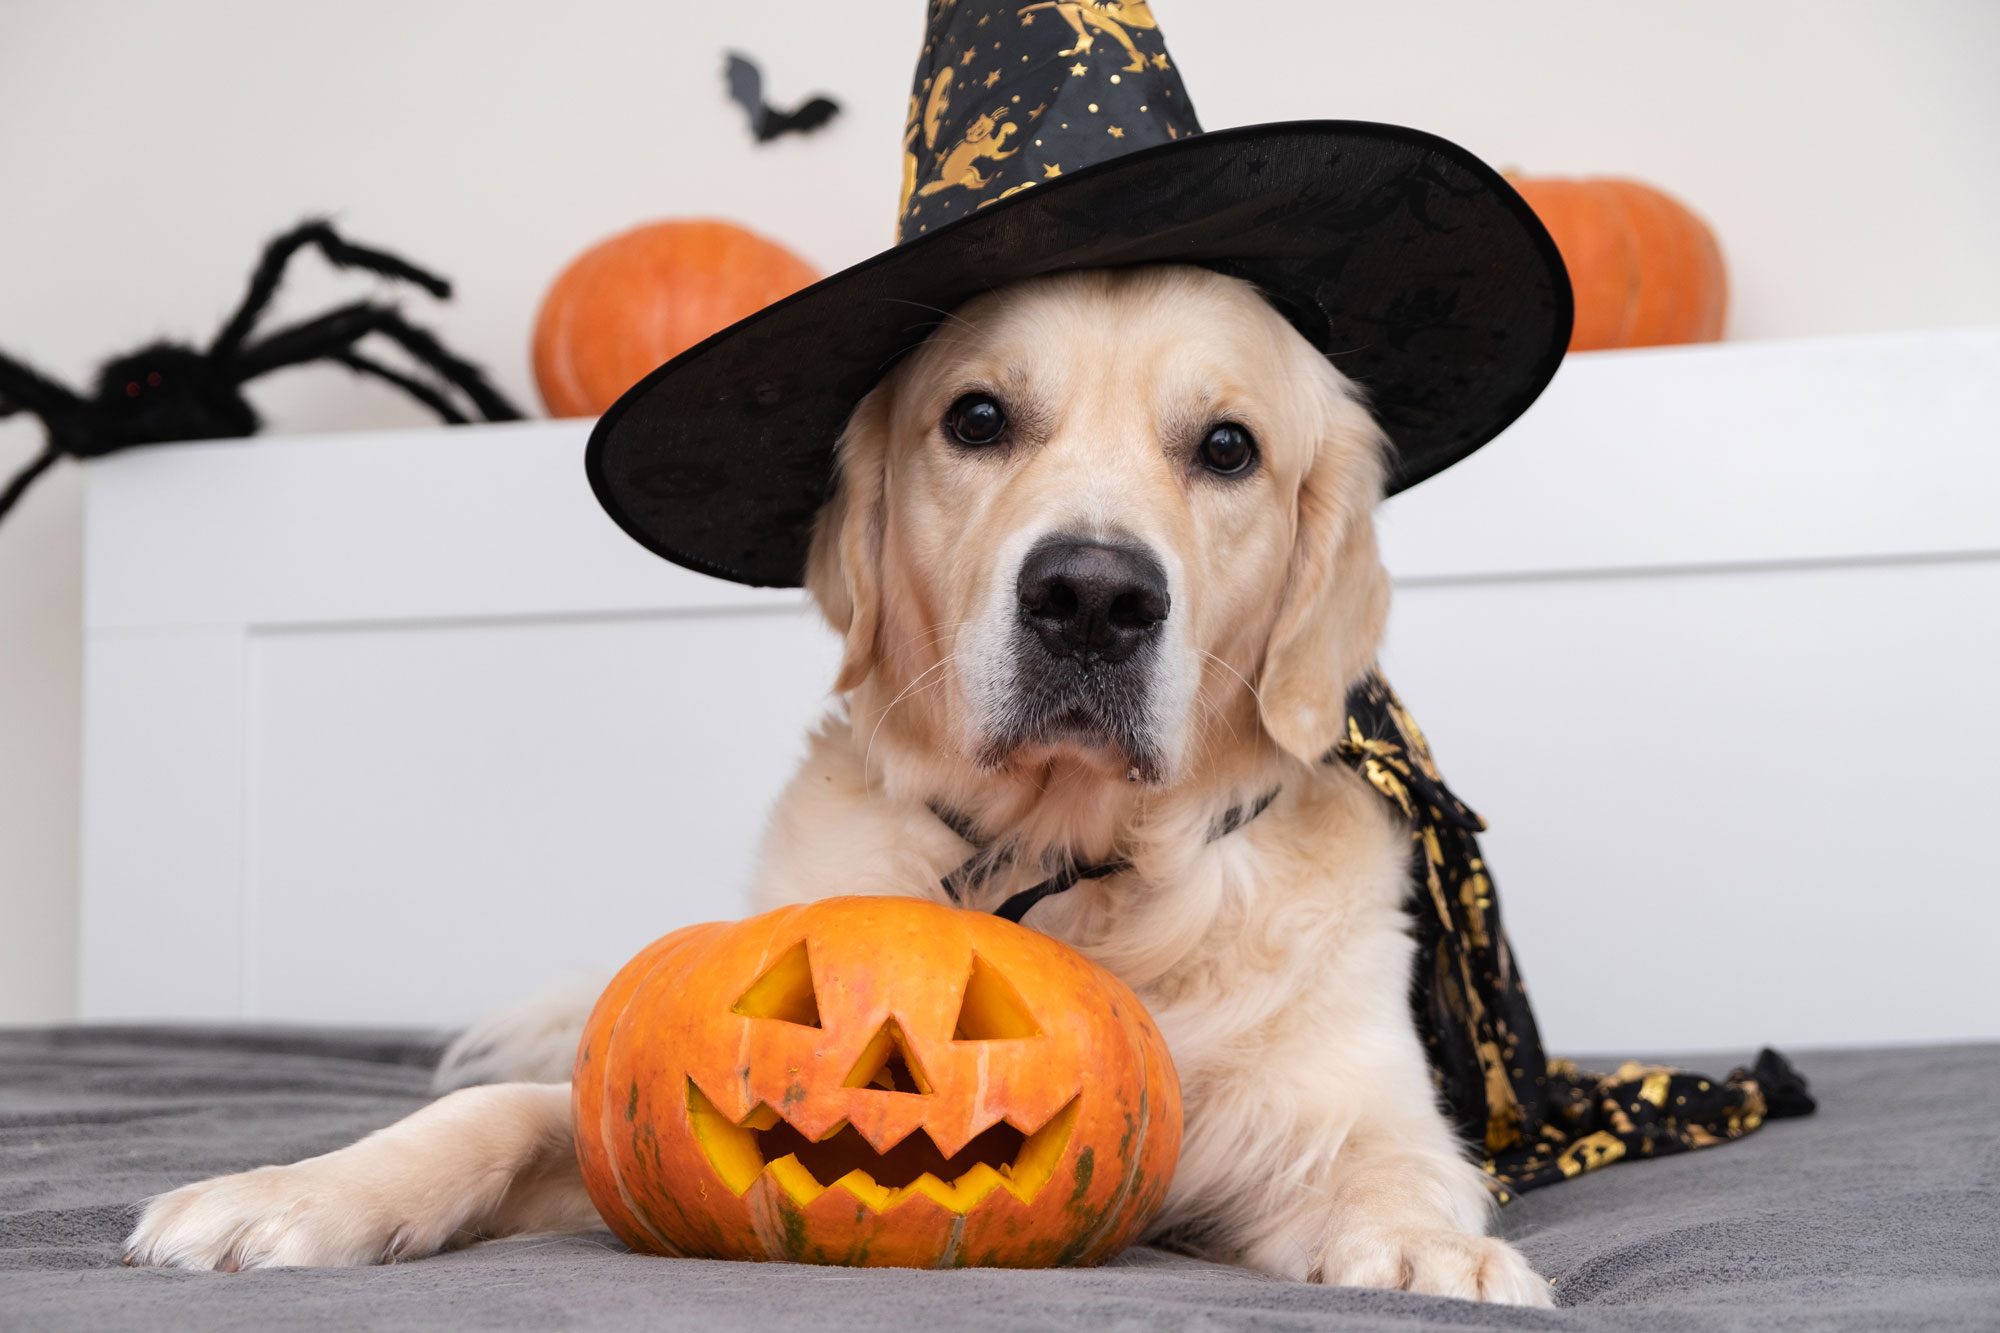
[1197, 422, 1257, 476]
[944, 393, 1007, 447]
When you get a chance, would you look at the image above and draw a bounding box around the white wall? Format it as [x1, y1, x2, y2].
[4, 0, 1997, 1022]
[0, 461, 79, 1022]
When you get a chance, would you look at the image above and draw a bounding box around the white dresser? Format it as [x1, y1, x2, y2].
[80, 327, 2000, 1052]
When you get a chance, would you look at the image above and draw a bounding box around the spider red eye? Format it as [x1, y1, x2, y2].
[124, 382, 140, 398]
[146, 371, 163, 387]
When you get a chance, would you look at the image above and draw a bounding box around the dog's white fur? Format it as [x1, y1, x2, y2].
[124, 269, 1552, 1305]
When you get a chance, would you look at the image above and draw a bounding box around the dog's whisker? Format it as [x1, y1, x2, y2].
[882, 617, 978, 669]
[1198, 649, 1266, 713]
[863, 653, 958, 782]
[1184, 699, 1225, 779]
[872, 296, 987, 340]
[1191, 686, 1237, 743]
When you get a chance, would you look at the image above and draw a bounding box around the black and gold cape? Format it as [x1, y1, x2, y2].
[1333, 672, 1815, 1197]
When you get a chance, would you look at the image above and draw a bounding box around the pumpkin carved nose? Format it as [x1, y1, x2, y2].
[845, 1020, 932, 1094]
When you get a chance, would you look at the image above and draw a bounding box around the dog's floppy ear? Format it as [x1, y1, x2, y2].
[1256, 379, 1392, 767]
[805, 384, 892, 693]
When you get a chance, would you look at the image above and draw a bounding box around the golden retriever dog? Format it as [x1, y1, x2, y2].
[124, 266, 1553, 1305]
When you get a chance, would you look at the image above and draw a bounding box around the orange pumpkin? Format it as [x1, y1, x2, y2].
[1509, 176, 1728, 351]
[531, 219, 819, 418]
[573, 896, 1182, 1268]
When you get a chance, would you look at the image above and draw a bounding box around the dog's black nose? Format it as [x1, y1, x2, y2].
[1017, 538, 1170, 665]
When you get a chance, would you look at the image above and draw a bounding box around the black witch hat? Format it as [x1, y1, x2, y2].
[587, 1, 1572, 587]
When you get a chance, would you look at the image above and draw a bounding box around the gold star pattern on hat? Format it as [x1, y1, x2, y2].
[899, 0, 1199, 241]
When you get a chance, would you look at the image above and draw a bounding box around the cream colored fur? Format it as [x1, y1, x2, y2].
[125, 269, 1552, 1306]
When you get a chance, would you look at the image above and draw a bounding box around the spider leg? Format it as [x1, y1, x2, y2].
[0, 443, 62, 522]
[235, 302, 522, 423]
[332, 350, 468, 424]
[0, 347, 87, 423]
[210, 220, 456, 362]
[0, 350, 87, 521]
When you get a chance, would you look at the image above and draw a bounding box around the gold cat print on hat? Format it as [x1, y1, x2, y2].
[1020, 1, 1159, 72]
[897, 0, 1197, 238]
[917, 108, 1020, 198]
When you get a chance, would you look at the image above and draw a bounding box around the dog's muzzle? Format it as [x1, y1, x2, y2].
[978, 534, 1169, 778]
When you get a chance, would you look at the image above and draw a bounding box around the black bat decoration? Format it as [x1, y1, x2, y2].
[724, 52, 840, 143]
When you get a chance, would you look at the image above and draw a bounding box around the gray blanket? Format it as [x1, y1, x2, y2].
[2, 1027, 1995, 1331]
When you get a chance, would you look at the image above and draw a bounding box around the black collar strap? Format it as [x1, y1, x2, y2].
[928, 669, 1457, 929]
[930, 787, 1279, 925]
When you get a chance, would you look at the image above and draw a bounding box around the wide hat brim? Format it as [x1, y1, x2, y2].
[587, 120, 1572, 588]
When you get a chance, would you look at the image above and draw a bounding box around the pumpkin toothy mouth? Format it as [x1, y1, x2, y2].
[688, 1081, 1079, 1215]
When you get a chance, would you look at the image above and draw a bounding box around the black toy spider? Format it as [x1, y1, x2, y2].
[0, 220, 522, 523]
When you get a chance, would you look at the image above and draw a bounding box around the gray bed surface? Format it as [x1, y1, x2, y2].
[1, 1028, 1995, 1332]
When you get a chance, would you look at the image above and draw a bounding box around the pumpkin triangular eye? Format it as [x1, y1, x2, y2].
[732, 941, 821, 1027]
[952, 953, 1041, 1040]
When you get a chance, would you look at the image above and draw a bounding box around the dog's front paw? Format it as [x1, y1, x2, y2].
[1313, 1225, 1553, 1306]
[124, 1161, 438, 1271]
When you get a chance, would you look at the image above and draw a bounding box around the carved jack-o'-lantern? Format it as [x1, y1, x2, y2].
[573, 896, 1181, 1267]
